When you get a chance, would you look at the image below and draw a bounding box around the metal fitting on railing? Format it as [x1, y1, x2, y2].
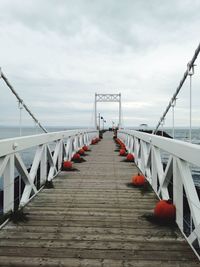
[12, 142, 18, 150]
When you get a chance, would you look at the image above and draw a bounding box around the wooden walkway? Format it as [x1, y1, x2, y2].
[0, 132, 199, 266]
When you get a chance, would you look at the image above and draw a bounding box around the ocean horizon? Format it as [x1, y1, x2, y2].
[0, 125, 200, 141]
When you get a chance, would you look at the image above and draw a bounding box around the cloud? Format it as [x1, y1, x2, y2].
[0, 0, 200, 128]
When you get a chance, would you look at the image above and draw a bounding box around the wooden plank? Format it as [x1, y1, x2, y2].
[0, 257, 199, 267]
[0, 247, 196, 261]
[0, 239, 191, 250]
[2, 225, 180, 238]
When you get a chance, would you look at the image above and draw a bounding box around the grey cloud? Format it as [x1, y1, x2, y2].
[1, 0, 196, 51]
[0, 0, 200, 128]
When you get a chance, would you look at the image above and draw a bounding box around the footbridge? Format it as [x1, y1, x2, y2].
[0, 44, 200, 266]
[0, 130, 199, 266]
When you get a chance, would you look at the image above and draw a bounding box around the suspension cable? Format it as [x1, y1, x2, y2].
[188, 65, 194, 142]
[18, 101, 23, 136]
[189, 75, 192, 142]
[153, 42, 200, 134]
[171, 98, 176, 139]
[0, 68, 48, 133]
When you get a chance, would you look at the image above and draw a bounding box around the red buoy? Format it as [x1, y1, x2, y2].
[83, 145, 88, 151]
[126, 153, 134, 162]
[91, 139, 96, 145]
[119, 149, 126, 156]
[63, 161, 72, 170]
[120, 144, 126, 149]
[78, 148, 85, 155]
[154, 200, 176, 221]
[72, 153, 81, 160]
[115, 138, 120, 144]
[132, 174, 145, 186]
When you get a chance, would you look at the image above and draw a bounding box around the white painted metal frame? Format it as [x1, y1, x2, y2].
[95, 93, 121, 128]
[0, 129, 98, 213]
[118, 129, 200, 259]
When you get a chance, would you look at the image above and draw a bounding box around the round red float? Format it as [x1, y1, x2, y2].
[72, 153, 81, 160]
[132, 174, 145, 186]
[154, 200, 176, 221]
[91, 139, 96, 145]
[119, 149, 126, 156]
[78, 148, 85, 155]
[83, 145, 88, 151]
[115, 138, 120, 144]
[63, 161, 72, 170]
[126, 153, 134, 162]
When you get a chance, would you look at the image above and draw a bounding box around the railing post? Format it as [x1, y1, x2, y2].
[140, 140, 148, 175]
[80, 133, 84, 148]
[74, 135, 79, 152]
[3, 154, 14, 213]
[64, 137, 71, 161]
[40, 145, 47, 185]
[151, 147, 158, 193]
[173, 157, 183, 230]
[58, 140, 63, 170]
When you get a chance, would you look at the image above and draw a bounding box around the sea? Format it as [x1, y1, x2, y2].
[0, 125, 78, 139]
[0, 126, 200, 186]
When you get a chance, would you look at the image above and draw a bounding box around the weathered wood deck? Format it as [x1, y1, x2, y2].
[0, 132, 199, 266]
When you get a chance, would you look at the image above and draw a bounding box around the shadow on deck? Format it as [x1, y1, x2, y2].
[0, 132, 198, 266]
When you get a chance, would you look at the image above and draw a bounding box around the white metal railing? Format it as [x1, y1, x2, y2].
[0, 129, 98, 213]
[118, 129, 200, 259]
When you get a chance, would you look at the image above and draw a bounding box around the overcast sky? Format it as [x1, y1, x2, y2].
[0, 0, 200, 129]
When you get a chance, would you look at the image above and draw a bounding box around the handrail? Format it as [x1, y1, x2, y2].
[0, 129, 96, 157]
[118, 129, 200, 259]
[0, 129, 98, 213]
